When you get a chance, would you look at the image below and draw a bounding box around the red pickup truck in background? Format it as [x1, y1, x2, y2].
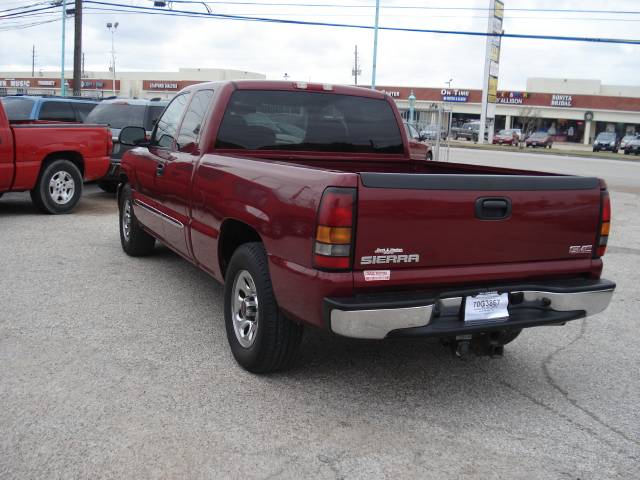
[0, 101, 111, 214]
[116, 80, 615, 373]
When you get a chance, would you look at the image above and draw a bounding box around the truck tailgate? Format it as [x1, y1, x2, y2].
[355, 173, 601, 270]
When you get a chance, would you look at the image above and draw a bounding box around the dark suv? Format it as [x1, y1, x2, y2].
[454, 121, 481, 142]
[85, 98, 168, 192]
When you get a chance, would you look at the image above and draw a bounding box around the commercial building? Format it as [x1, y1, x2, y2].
[1, 69, 638, 144]
[0, 67, 265, 99]
[385, 78, 640, 144]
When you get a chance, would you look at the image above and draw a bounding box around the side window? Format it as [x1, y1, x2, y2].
[144, 105, 167, 131]
[73, 102, 97, 122]
[152, 94, 189, 149]
[176, 90, 214, 152]
[39, 101, 76, 122]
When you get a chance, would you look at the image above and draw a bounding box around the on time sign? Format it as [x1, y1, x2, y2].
[441, 89, 469, 102]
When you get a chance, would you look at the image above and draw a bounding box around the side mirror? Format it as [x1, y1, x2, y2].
[119, 126, 147, 146]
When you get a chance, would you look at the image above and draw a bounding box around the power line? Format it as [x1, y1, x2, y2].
[81, 0, 640, 45]
[0, 4, 59, 18]
[80, 6, 640, 22]
[165, 0, 640, 15]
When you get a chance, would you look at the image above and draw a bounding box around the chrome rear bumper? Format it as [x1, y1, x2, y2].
[327, 279, 615, 340]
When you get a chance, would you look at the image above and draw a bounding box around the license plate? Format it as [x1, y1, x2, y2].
[464, 292, 509, 323]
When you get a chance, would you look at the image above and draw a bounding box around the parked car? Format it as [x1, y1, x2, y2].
[492, 129, 518, 146]
[0, 100, 111, 213]
[404, 121, 433, 160]
[0, 95, 98, 123]
[419, 124, 447, 141]
[619, 134, 638, 151]
[593, 132, 619, 153]
[525, 131, 553, 148]
[116, 80, 614, 373]
[454, 121, 481, 141]
[623, 136, 640, 155]
[84, 98, 168, 192]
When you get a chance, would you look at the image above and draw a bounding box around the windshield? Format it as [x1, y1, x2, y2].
[596, 132, 615, 140]
[531, 132, 546, 138]
[463, 123, 479, 130]
[1, 97, 35, 120]
[216, 90, 404, 153]
[498, 130, 512, 135]
[85, 102, 146, 129]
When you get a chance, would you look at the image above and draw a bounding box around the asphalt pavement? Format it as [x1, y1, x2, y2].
[1, 150, 639, 479]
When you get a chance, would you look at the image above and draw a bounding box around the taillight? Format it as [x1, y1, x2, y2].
[313, 187, 356, 270]
[595, 190, 611, 258]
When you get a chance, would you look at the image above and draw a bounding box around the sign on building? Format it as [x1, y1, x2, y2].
[551, 94, 573, 107]
[441, 89, 470, 102]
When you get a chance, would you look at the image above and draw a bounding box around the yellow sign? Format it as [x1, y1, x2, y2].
[495, 0, 505, 19]
[488, 76, 498, 103]
[490, 44, 500, 62]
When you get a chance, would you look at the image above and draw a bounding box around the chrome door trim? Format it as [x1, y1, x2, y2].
[133, 199, 184, 229]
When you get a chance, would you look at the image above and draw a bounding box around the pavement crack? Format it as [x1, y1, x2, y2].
[541, 319, 640, 448]
[490, 368, 621, 452]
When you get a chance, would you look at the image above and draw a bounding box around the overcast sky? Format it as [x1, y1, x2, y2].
[1, 0, 639, 90]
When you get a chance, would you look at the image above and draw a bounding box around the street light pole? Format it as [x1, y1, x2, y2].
[106, 22, 118, 96]
[408, 90, 416, 124]
[371, 0, 380, 89]
[61, 0, 67, 97]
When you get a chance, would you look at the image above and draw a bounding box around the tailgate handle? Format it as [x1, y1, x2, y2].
[475, 197, 511, 220]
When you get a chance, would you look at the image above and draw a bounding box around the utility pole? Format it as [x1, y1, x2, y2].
[31, 45, 35, 77]
[82, 52, 85, 78]
[73, 0, 82, 96]
[61, 0, 67, 97]
[352, 45, 361, 85]
[371, 0, 380, 89]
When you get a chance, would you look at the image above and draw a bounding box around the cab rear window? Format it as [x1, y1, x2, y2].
[1, 97, 35, 120]
[216, 90, 404, 154]
[85, 103, 146, 129]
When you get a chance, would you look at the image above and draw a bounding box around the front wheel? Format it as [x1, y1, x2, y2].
[118, 183, 156, 256]
[224, 242, 303, 373]
[31, 159, 83, 214]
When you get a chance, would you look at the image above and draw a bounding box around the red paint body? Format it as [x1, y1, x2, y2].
[0, 102, 111, 193]
[121, 81, 607, 329]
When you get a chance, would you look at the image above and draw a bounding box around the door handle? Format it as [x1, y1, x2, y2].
[156, 162, 165, 176]
[475, 197, 511, 220]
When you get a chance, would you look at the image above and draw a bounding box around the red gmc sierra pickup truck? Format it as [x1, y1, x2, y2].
[0, 100, 111, 214]
[116, 80, 615, 373]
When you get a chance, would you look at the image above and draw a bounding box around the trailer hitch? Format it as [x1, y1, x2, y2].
[445, 334, 505, 359]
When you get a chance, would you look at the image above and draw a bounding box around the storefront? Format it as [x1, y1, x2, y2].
[378, 82, 640, 144]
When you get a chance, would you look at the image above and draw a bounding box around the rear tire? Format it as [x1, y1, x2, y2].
[118, 183, 155, 256]
[98, 180, 118, 194]
[31, 159, 83, 214]
[224, 242, 303, 373]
